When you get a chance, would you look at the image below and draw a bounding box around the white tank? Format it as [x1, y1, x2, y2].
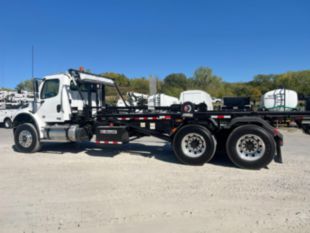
[261, 89, 298, 111]
[179, 90, 214, 111]
[116, 98, 129, 107]
[148, 94, 179, 107]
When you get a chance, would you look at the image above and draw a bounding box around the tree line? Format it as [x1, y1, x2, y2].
[103, 67, 310, 101]
[7, 67, 310, 101]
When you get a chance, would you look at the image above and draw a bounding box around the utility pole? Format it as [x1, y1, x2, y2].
[149, 75, 157, 96]
[32, 46, 37, 112]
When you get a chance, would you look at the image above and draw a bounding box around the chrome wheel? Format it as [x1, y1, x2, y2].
[181, 133, 206, 158]
[236, 134, 265, 161]
[18, 130, 33, 148]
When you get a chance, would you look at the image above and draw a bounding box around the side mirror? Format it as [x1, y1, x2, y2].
[32, 78, 43, 112]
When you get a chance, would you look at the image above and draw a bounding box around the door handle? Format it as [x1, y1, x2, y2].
[57, 104, 61, 112]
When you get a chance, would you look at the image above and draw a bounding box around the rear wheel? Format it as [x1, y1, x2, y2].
[4, 118, 12, 128]
[226, 124, 275, 169]
[173, 125, 216, 165]
[14, 123, 41, 153]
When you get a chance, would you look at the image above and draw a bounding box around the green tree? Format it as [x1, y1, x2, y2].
[101, 72, 130, 86]
[191, 67, 225, 97]
[130, 78, 149, 94]
[249, 71, 310, 96]
[161, 73, 187, 97]
[101, 72, 130, 96]
[16, 79, 34, 92]
[0, 87, 14, 91]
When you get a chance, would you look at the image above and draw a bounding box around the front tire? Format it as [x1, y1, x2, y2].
[4, 118, 12, 128]
[172, 125, 216, 165]
[14, 123, 41, 153]
[226, 124, 275, 169]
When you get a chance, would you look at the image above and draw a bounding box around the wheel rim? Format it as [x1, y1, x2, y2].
[183, 104, 192, 113]
[18, 130, 33, 148]
[236, 134, 266, 161]
[181, 133, 206, 158]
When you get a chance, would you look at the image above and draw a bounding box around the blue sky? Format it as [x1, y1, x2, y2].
[0, 0, 309, 88]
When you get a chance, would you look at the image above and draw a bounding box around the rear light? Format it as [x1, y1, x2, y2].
[294, 116, 303, 121]
[171, 127, 177, 134]
[273, 128, 283, 146]
[273, 128, 280, 136]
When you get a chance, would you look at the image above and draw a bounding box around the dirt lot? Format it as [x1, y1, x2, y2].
[0, 128, 309, 233]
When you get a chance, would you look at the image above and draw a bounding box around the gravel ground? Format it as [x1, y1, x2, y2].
[0, 127, 309, 233]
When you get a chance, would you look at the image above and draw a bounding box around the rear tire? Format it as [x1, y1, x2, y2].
[4, 118, 12, 128]
[172, 124, 216, 165]
[14, 123, 41, 153]
[226, 124, 275, 169]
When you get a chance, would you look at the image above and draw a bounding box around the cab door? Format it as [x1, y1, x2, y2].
[36, 78, 64, 122]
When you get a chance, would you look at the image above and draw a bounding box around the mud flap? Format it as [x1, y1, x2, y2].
[274, 137, 283, 163]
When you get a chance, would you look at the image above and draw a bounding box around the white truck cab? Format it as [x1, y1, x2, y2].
[36, 74, 71, 122]
[13, 69, 116, 152]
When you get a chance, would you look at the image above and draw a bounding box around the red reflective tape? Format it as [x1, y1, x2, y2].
[122, 116, 172, 121]
[118, 117, 131, 121]
[133, 116, 148, 120]
[157, 115, 171, 120]
[96, 140, 122, 144]
[211, 115, 231, 119]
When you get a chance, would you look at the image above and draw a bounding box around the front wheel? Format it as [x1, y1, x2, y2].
[172, 125, 217, 165]
[226, 124, 276, 169]
[14, 123, 41, 153]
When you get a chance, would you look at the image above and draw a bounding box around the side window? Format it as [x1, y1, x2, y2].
[41, 79, 60, 99]
[70, 81, 78, 91]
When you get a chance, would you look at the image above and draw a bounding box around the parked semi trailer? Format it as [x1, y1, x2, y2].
[12, 69, 310, 169]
